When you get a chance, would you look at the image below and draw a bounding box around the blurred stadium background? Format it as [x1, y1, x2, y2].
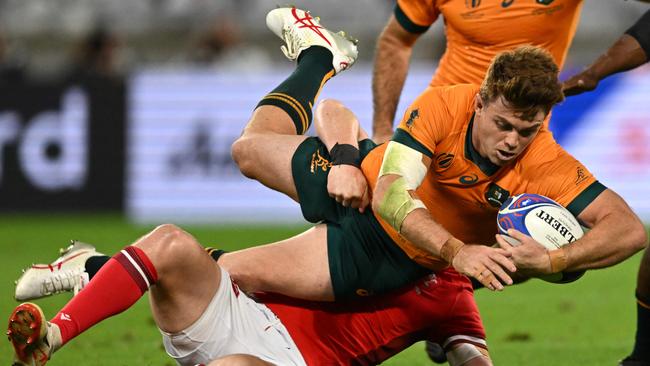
[0, 0, 649, 365]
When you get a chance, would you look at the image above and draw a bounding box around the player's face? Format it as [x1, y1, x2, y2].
[473, 95, 545, 166]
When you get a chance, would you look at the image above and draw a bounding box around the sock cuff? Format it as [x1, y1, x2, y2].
[114, 246, 158, 293]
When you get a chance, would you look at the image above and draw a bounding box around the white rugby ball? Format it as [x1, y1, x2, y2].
[497, 193, 585, 283]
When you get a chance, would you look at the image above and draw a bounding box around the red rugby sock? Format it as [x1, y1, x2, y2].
[50, 246, 158, 346]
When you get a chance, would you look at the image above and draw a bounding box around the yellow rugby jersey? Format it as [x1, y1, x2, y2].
[395, 0, 583, 87]
[361, 84, 605, 269]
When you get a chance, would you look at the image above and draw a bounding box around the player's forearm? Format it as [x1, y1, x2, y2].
[563, 211, 647, 272]
[399, 208, 459, 259]
[372, 30, 413, 138]
[586, 10, 649, 82]
[582, 35, 647, 83]
[314, 100, 360, 151]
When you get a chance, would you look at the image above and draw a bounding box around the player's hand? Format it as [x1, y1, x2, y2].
[451, 244, 516, 291]
[327, 164, 370, 213]
[562, 70, 599, 97]
[495, 229, 553, 276]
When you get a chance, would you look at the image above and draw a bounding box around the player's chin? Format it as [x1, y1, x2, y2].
[493, 149, 518, 165]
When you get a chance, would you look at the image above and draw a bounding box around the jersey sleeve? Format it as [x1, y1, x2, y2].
[395, 0, 440, 34]
[524, 136, 607, 217]
[391, 87, 452, 158]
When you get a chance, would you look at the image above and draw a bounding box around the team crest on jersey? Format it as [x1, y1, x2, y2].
[484, 183, 510, 208]
[405, 108, 420, 130]
[435, 153, 455, 171]
[310, 150, 332, 173]
[575, 166, 588, 185]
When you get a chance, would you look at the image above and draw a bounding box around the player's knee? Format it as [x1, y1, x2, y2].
[447, 343, 491, 366]
[231, 136, 257, 179]
[315, 98, 345, 115]
[139, 224, 195, 262]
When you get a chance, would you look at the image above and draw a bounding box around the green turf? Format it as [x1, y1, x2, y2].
[0, 213, 643, 365]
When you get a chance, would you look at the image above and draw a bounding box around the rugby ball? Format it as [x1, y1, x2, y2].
[497, 193, 585, 283]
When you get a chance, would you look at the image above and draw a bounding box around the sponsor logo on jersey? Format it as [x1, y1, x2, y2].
[465, 0, 481, 8]
[310, 150, 332, 173]
[485, 183, 510, 208]
[435, 153, 454, 171]
[406, 108, 420, 130]
[459, 173, 479, 185]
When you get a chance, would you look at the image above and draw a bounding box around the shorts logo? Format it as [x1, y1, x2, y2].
[406, 108, 420, 130]
[356, 288, 372, 297]
[459, 173, 479, 185]
[435, 153, 454, 171]
[310, 150, 332, 173]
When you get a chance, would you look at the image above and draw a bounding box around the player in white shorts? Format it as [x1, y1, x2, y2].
[9, 223, 492, 366]
[161, 267, 305, 366]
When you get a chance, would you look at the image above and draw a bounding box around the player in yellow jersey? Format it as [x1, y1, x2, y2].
[221, 9, 647, 312]
[372, 0, 585, 142]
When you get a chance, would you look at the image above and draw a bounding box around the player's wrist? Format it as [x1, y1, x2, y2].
[440, 237, 465, 264]
[330, 143, 360, 168]
[548, 248, 568, 273]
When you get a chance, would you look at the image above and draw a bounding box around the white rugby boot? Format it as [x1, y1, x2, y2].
[7, 302, 62, 366]
[15, 241, 103, 301]
[266, 6, 359, 74]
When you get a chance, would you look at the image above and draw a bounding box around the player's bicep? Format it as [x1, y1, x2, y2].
[373, 141, 432, 232]
[576, 188, 628, 229]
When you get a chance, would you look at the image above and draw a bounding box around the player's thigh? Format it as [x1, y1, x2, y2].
[219, 224, 333, 301]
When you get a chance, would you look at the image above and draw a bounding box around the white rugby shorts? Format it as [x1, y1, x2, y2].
[160, 267, 307, 366]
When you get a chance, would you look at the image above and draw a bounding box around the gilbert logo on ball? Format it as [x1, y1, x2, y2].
[497, 193, 583, 248]
[497, 193, 586, 284]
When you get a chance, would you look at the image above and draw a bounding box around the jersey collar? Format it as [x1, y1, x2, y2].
[465, 114, 501, 176]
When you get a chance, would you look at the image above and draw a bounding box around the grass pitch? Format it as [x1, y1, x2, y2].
[0, 213, 642, 365]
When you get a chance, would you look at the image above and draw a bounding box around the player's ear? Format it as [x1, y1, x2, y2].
[475, 94, 484, 112]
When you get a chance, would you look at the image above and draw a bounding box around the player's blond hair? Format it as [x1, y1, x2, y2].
[480, 46, 564, 121]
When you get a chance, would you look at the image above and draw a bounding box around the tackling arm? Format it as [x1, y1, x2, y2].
[372, 15, 420, 143]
